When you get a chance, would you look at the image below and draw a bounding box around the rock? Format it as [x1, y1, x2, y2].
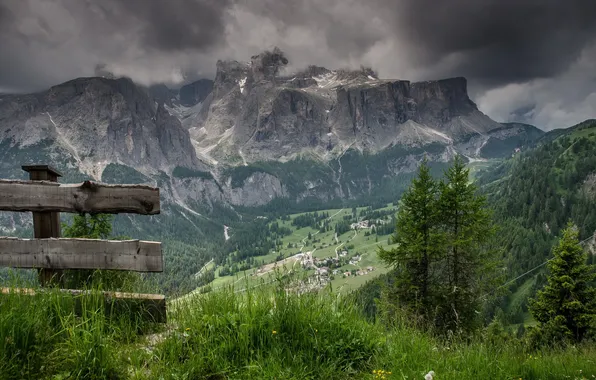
[0, 76, 204, 179]
[0, 49, 541, 211]
[179, 79, 213, 107]
[148, 84, 178, 108]
[183, 51, 504, 164]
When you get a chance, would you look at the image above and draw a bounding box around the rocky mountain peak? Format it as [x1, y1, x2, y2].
[173, 50, 506, 164]
[0, 76, 202, 179]
[250, 47, 289, 80]
[410, 77, 476, 117]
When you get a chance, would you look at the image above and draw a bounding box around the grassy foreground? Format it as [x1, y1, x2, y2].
[1, 280, 595, 379]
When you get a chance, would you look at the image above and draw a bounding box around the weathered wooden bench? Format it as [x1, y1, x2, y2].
[0, 165, 166, 323]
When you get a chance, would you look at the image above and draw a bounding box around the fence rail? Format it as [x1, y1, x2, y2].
[0, 180, 160, 214]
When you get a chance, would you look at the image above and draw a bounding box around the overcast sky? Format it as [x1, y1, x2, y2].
[1, 0, 595, 130]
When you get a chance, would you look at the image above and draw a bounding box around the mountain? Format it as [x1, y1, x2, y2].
[0, 50, 540, 213]
[0, 50, 549, 246]
[0, 77, 201, 178]
[177, 52, 507, 165]
[479, 119, 596, 253]
[179, 79, 213, 107]
[355, 119, 596, 321]
[473, 119, 596, 321]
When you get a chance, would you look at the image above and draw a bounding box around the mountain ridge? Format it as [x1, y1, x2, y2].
[0, 50, 547, 212]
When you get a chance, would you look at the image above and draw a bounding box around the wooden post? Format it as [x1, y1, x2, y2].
[22, 165, 63, 286]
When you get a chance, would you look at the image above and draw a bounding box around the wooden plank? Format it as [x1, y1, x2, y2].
[1, 287, 167, 323]
[0, 237, 163, 272]
[23, 166, 63, 286]
[0, 180, 160, 214]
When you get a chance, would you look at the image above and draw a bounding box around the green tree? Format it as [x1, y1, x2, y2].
[61, 214, 141, 291]
[62, 214, 113, 239]
[435, 155, 498, 333]
[378, 159, 442, 324]
[528, 224, 596, 344]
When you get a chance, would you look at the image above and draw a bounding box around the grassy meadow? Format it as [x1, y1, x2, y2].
[1, 275, 595, 379]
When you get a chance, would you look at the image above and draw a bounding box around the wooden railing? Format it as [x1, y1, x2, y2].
[0, 165, 166, 322]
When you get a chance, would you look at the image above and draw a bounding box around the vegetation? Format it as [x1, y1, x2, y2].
[2, 274, 596, 379]
[379, 157, 500, 333]
[2, 119, 596, 378]
[378, 159, 442, 325]
[476, 119, 596, 324]
[528, 224, 596, 345]
[171, 166, 214, 180]
[101, 163, 149, 184]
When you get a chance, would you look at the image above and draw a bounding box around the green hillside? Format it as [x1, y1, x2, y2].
[190, 204, 399, 295]
[474, 119, 596, 324]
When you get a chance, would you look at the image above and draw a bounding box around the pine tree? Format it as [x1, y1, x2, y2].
[528, 224, 596, 344]
[378, 159, 441, 323]
[435, 155, 498, 333]
[62, 213, 113, 239]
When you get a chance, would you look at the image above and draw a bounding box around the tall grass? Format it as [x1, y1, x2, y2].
[1, 274, 595, 379]
[157, 285, 381, 379]
[0, 276, 155, 380]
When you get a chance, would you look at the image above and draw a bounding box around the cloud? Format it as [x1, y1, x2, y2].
[0, 0, 595, 129]
[477, 43, 596, 130]
[381, 0, 596, 85]
[0, 0, 232, 90]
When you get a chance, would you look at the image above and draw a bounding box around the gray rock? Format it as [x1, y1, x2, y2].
[183, 54, 504, 165]
[179, 79, 213, 107]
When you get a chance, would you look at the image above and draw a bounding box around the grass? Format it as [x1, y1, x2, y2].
[205, 205, 397, 295]
[2, 274, 595, 379]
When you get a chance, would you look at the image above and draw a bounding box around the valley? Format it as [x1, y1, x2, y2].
[190, 204, 398, 296]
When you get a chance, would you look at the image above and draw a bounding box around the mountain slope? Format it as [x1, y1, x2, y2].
[0, 77, 202, 179]
[478, 119, 596, 275]
[0, 72, 538, 211]
[0, 52, 553, 294]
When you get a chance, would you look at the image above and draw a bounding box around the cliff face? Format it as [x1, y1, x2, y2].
[0, 77, 201, 179]
[175, 54, 503, 164]
[0, 75, 304, 213]
[179, 79, 213, 107]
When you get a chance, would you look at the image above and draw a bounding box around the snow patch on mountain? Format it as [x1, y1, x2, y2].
[239, 77, 247, 94]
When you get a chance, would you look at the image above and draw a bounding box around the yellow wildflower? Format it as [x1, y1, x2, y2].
[185, 327, 191, 331]
[272, 330, 277, 335]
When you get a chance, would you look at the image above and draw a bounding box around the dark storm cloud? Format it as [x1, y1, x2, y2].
[0, 0, 235, 91]
[237, 0, 385, 59]
[239, 0, 596, 86]
[0, 0, 594, 128]
[384, 0, 596, 86]
[97, 0, 233, 52]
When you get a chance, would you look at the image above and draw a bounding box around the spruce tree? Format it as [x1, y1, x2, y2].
[378, 159, 441, 323]
[435, 155, 497, 333]
[529, 224, 596, 344]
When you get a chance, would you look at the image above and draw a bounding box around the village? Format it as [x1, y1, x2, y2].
[251, 215, 386, 293]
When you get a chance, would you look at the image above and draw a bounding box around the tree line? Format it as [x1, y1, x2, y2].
[376, 155, 595, 345]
